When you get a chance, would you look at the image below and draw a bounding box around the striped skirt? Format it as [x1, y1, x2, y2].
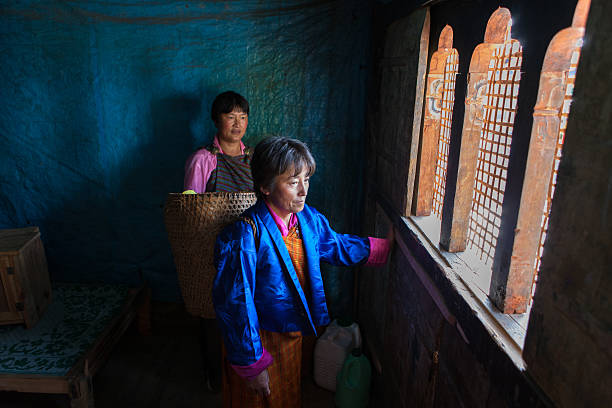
[222, 330, 302, 408]
[222, 222, 310, 407]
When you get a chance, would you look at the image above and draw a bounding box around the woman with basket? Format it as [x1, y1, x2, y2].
[184, 91, 253, 193]
[213, 137, 392, 407]
[183, 91, 254, 393]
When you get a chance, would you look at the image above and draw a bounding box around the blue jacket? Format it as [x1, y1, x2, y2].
[213, 200, 370, 367]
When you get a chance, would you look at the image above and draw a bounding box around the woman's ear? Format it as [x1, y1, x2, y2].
[260, 185, 271, 197]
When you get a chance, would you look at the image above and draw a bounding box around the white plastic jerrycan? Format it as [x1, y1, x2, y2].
[313, 319, 362, 391]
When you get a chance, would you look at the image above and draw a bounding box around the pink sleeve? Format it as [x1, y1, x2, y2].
[365, 237, 392, 266]
[230, 348, 274, 380]
[183, 149, 217, 193]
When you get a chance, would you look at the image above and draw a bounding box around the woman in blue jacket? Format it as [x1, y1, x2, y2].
[213, 137, 391, 407]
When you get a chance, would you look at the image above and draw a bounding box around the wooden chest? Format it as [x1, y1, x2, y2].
[0, 227, 52, 328]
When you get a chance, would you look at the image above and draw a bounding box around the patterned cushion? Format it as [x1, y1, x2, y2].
[0, 284, 128, 376]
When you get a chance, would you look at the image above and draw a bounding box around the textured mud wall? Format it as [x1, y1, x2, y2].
[0, 0, 371, 303]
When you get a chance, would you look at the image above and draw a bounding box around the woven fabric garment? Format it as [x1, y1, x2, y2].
[222, 224, 308, 408]
[206, 145, 253, 192]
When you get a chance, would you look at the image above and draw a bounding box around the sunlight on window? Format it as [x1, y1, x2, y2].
[432, 50, 459, 218]
[468, 40, 522, 265]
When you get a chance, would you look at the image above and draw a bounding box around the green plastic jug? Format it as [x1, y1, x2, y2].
[334, 348, 372, 408]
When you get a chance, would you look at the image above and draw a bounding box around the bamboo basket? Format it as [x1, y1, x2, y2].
[163, 192, 257, 318]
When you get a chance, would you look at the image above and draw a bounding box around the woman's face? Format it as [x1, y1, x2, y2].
[262, 166, 310, 218]
[215, 108, 248, 144]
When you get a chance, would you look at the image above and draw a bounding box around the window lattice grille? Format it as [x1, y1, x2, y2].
[533, 48, 581, 282]
[468, 40, 523, 265]
[432, 50, 459, 218]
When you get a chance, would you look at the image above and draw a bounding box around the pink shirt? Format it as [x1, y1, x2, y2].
[264, 201, 298, 237]
[366, 237, 392, 267]
[183, 136, 246, 193]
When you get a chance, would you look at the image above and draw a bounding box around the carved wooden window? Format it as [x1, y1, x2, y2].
[508, 0, 589, 312]
[440, 8, 528, 312]
[441, 8, 514, 254]
[467, 40, 522, 264]
[415, 26, 459, 219]
[420, 4, 589, 314]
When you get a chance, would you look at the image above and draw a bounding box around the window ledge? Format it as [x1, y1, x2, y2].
[397, 214, 528, 370]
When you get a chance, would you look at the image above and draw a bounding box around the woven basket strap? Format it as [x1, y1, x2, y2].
[239, 216, 259, 249]
[204, 144, 221, 155]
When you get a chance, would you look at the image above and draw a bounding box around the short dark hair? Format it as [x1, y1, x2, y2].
[251, 137, 316, 199]
[211, 91, 249, 123]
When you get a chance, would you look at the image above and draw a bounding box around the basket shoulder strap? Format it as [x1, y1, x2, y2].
[204, 144, 221, 155]
[238, 216, 259, 249]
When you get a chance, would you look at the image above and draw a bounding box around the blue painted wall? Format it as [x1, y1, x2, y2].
[0, 1, 371, 312]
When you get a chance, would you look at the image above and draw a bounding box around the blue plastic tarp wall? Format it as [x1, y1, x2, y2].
[0, 1, 371, 316]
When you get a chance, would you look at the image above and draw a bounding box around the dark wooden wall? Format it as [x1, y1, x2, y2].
[523, 0, 612, 404]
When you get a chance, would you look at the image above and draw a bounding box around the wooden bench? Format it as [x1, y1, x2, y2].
[0, 283, 150, 408]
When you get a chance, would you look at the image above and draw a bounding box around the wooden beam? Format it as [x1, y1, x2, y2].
[492, 27, 585, 313]
[0, 374, 69, 394]
[404, 7, 431, 217]
[440, 43, 498, 251]
[415, 49, 451, 216]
